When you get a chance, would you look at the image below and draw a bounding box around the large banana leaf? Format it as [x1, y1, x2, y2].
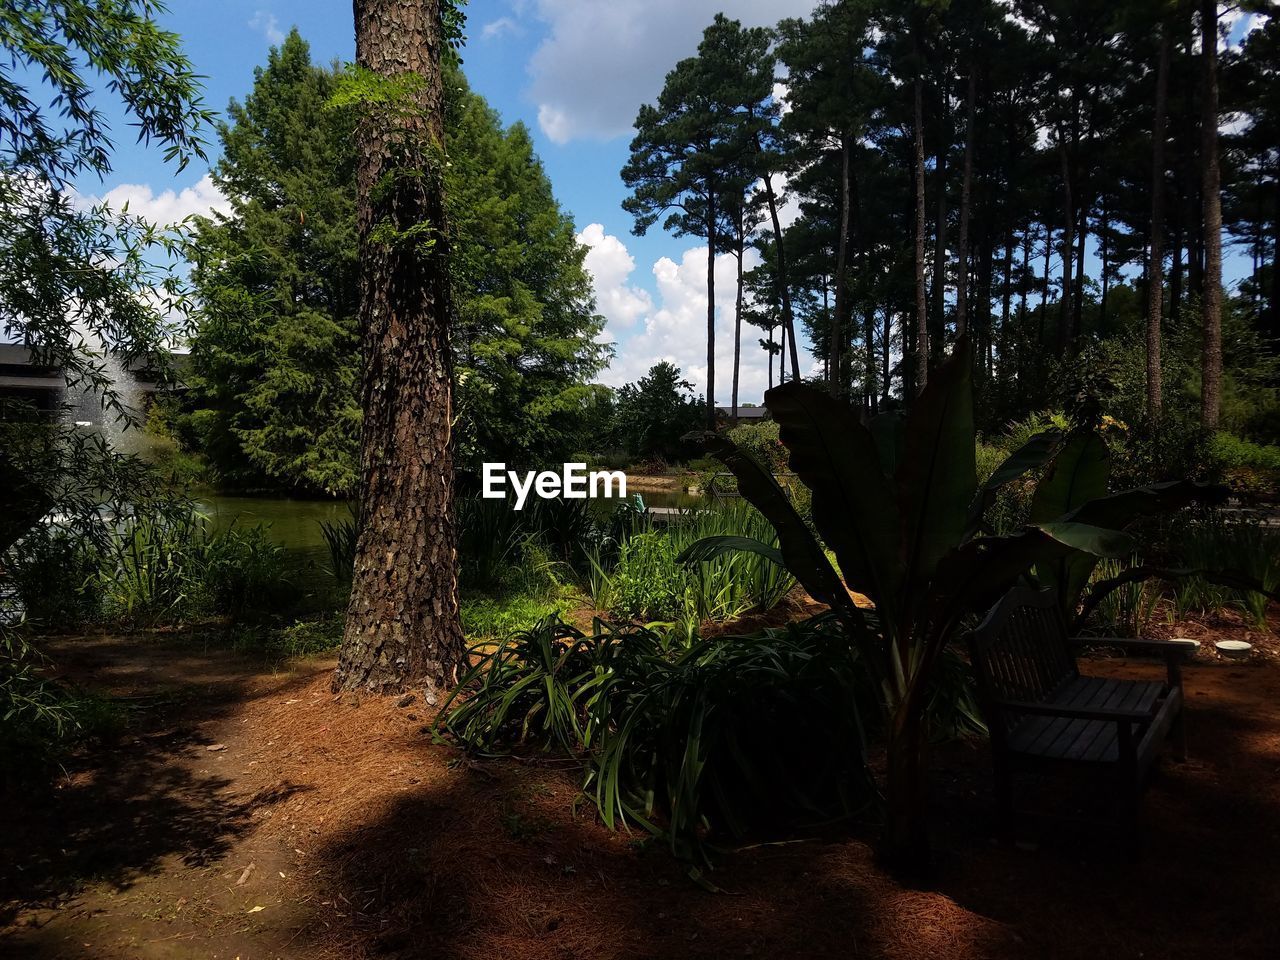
[1064, 479, 1228, 528]
[869, 413, 905, 480]
[1035, 521, 1136, 557]
[692, 432, 859, 626]
[965, 428, 1062, 537]
[1029, 430, 1112, 613]
[677, 535, 784, 568]
[896, 338, 976, 591]
[1028, 431, 1109, 523]
[764, 382, 903, 609]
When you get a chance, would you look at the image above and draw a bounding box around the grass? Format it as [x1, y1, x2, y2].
[460, 592, 575, 640]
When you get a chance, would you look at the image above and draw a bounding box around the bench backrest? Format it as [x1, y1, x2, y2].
[970, 586, 1078, 716]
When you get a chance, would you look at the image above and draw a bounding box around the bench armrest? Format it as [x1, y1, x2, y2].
[996, 699, 1154, 723]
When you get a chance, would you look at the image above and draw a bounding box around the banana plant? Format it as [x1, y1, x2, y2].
[681, 338, 1223, 869]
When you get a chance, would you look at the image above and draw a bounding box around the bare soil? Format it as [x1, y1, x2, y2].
[3, 608, 1280, 959]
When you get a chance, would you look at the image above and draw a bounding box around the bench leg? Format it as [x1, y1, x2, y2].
[1172, 708, 1187, 761]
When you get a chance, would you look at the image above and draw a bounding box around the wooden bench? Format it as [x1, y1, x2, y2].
[969, 586, 1186, 845]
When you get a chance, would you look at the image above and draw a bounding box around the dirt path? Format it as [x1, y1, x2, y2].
[4, 624, 1280, 959]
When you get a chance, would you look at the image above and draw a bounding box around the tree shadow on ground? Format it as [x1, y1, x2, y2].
[0, 634, 318, 928]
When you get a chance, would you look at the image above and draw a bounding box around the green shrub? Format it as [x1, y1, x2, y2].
[460, 593, 571, 640]
[0, 626, 120, 786]
[202, 523, 297, 617]
[319, 510, 358, 585]
[438, 616, 657, 755]
[1170, 514, 1280, 628]
[665, 502, 795, 618]
[99, 514, 296, 625]
[439, 614, 877, 864]
[5, 529, 103, 629]
[230, 613, 345, 658]
[726, 420, 787, 473]
[611, 532, 688, 621]
[1210, 432, 1280, 471]
[1086, 555, 1157, 636]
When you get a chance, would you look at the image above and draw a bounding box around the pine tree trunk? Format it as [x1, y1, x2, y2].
[1040, 222, 1052, 348]
[833, 133, 851, 397]
[706, 195, 717, 430]
[732, 239, 743, 426]
[1058, 140, 1075, 354]
[1271, 165, 1280, 343]
[882, 310, 892, 405]
[914, 68, 929, 396]
[956, 68, 976, 338]
[1073, 203, 1087, 342]
[1147, 23, 1171, 420]
[335, 0, 465, 696]
[929, 67, 949, 368]
[1199, 0, 1223, 428]
[931, 143, 948, 365]
[761, 170, 801, 380]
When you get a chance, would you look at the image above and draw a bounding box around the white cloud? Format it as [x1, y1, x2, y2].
[584, 226, 780, 403]
[249, 10, 285, 45]
[578, 222, 653, 334]
[85, 174, 231, 227]
[481, 16, 520, 40]
[526, 0, 819, 144]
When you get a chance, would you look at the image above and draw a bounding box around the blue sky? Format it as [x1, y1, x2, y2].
[81, 0, 818, 403]
[79, 1, 1265, 404]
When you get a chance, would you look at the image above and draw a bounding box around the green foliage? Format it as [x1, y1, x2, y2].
[612, 533, 689, 622]
[439, 614, 877, 865]
[694, 341, 1223, 861]
[665, 503, 796, 618]
[230, 613, 345, 658]
[1210, 432, 1280, 471]
[6, 530, 103, 631]
[1169, 514, 1280, 629]
[0, 625, 119, 786]
[439, 617, 631, 755]
[99, 514, 296, 625]
[319, 509, 359, 586]
[607, 362, 704, 463]
[186, 36, 607, 494]
[1086, 556, 1155, 637]
[0, 0, 211, 420]
[460, 595, 572, 641]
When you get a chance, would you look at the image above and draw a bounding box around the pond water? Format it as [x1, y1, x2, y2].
[196, 494, 353, 593]
[633, 488, 706, 510]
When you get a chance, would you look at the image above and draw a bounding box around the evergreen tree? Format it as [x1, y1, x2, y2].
[188, 31, 360, 494]
[187, 33, 608, 495]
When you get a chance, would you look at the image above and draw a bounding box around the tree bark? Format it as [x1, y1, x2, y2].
[732, 231, 743, 426]
[1147, 22, 1171, 421]
[335, 0, 465, 696]
[832, 133, 851, 397]
[1058, 140, 1075, 354]
[882, 310, 892, 405]
[761, 170, 801, 380]
[956, 68, 977, 338]
[913, 69, 929, 396]
[1200, 0, 1222, 428]
[1271, 164, 1280, 343]
[705, 192, 717, 430]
